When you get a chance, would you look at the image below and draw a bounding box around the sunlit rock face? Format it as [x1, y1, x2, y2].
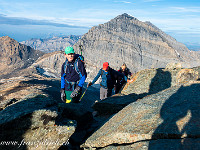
[74, 13, 200, 73]
[82, 81, 200, 149]
[0, 36, 44, 79]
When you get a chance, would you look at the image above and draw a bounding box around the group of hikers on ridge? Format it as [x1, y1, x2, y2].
[60, 46, 132, 104]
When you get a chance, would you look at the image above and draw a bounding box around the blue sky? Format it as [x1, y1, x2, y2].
[0, 0, 200, 44]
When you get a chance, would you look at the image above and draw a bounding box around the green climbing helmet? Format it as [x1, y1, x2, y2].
[65, 46, 75, 54]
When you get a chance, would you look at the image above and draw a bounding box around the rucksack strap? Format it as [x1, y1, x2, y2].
[74, 58, 82, 79]
[100, 68, 103, 77]
[64, 57, 82, 82]
[100, 68, 113, 77]
[64, 59, 68, 75]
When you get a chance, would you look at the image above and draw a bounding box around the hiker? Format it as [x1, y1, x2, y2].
[114, 63, 132, 94]
[60, 46, 87, 103]
[118, 63, 132, 77]
[59, 46, 94, 150]
[88, 62, 129, 100]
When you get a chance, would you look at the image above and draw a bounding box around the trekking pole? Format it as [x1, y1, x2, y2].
[79, 85, 89, 102]
[79, 45, 83, 56]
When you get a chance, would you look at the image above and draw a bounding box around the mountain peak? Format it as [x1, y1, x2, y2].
[120, 13, 131, 17]
[0, 35, 12, 40]
[0, 36, 17, 44]
[0, 36, 22, 56]
[75, 14, 200, 73]
[115, 13, 137, 20]
[0, 36, 44, 78]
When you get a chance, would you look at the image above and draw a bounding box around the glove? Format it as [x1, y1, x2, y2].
[60, 89, 66, 103]
[70, 86, 82, 99]
[87, 82, 92, 87]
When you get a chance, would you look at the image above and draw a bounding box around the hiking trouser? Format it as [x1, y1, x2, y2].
[100, 87, 112, 100]
[114, 83, 125, 94]
[65, 90, 82, 103]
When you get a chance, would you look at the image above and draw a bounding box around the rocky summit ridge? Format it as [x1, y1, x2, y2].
[74, 13, 200, 73]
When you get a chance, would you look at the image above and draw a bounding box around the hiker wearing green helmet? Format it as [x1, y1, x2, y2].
[60, 46, 87, 103]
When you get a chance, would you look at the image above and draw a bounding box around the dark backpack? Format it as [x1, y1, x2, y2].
[64, 54, 85, 79]
[119, 67, 130, 77]
[100, 68, 117, 83]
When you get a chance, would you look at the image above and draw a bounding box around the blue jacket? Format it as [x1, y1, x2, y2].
[61, 55, 87, 91]
[92, 68, 127, 89]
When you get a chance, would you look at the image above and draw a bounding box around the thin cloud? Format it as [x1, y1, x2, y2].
[114, 1, 132, 4]
[0, 14, 89, 29]
[143, 0, 162, 2]
[170, 7, 200, 13]
[58, 17, 108, 27]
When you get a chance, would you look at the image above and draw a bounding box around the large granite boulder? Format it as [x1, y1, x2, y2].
[122, 67, 199, 95]
[0, 76, 78, 150]
[92, 67, 199, 115]
[100, 138, 200, 150]
[0, 108, 76, 150]
[0, 71, 97, 149]
[176, 68, 199, 84]
[192, 66, 200, 80]
[82, 81, 200, 149]
[0, 76, 61, 110]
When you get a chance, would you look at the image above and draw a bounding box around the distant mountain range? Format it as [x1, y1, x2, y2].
[20, 35, 81, 53]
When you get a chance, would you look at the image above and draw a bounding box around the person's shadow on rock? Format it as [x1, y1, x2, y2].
[148, 84, 200, 150]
